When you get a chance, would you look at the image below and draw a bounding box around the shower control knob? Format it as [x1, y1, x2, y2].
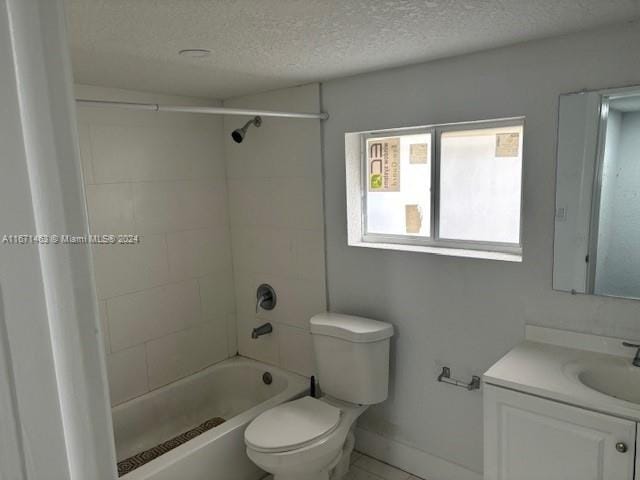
[615, 442, 628, 453]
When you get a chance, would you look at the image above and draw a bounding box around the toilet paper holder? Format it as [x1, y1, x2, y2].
[437, 366, 481, 391]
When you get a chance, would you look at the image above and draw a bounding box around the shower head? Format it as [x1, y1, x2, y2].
[231, 116, 262, 143]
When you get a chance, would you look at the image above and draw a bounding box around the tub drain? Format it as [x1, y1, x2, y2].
[262, 372, 273, 385]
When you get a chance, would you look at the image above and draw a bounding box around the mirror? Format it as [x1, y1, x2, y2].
[554, 85, 640, 300]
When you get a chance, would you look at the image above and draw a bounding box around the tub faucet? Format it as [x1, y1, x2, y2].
[252, 322, 273, 339]
[623, 342, 640, 367]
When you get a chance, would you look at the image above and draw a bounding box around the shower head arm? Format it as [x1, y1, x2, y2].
[232, 116, 262, 143]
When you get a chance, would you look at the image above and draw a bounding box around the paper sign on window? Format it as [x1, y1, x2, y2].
[405, 204, 422, 234]
[368, 137, 400, 192]
[495, 132, 520, 157]
[409, 143, 429, 164]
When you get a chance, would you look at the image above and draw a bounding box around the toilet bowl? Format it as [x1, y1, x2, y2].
[245, 396, 367, 480]
[244, 313, 394, 480]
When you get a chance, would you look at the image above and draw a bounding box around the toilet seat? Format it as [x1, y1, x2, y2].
[245, 396, 341, 453]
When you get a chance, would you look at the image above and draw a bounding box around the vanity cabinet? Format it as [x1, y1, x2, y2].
[484, 385, 636, 480]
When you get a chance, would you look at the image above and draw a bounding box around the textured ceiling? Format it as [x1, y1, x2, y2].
[66, 0, 640, 100]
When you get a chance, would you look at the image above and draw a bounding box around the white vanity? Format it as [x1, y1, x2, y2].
[484, 326, 640, 480]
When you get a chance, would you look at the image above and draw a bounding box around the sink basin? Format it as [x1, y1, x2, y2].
[570, 357, 640, 404]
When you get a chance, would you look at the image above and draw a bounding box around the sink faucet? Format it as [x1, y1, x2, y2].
[622, 342, 640, 367]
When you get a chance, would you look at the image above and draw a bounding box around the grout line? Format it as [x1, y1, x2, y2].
[98, 269, 233, 302]
[109, 315, 232, 356]
[355, 452, 422, 480]
[137, 224, 233, 238]
[349, 466, 386, 479]
[229, 223, 324, 232]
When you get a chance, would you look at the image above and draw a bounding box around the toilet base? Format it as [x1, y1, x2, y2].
[330, 429, 356, 479]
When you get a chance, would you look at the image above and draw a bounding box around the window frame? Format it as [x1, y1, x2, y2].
[359, 117, 525, 257]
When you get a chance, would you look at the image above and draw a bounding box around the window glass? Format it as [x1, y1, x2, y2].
[365, 133, 432, 237]
[439, 125, 523, 243]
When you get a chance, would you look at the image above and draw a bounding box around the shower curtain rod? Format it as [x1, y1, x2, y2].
[75, 98, 329, 120]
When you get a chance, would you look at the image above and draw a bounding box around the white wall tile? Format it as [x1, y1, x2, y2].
[79, 86, 236, 404]
[92, 233, 169, 299]
[77, 122, 95, 185]
[146, 322, 228, 389]
[227, 178, 275, 227]
[133, 180, 228, 233]
[90, 124, 139, 183]
[224, 85, 325, 374]
[234, 269, 279, 363]
[272, 178, 324, 229]
[233, 271, 323, 330]
[227, 313, 238, 355]
[267, 121, 322, 179]
[232, 271, 278, 324]
[107, 280, 202, 352]
[126, 126, 223, 182]
[230, 226, 295, 276]
[107, 346, 149, 406]
[228, 178, 323, 230]
[236, 314, 280, 365]
[199, 271, 236, 318]
[232, 270, 257, 317]
[90, 123, 227, 184]
[278, 325, 314, 377]
[282, 276, 326, 330]
[98, 300, 110, 353]
[293, 228, 325, 280]
[167, 227, 232, 280]
[85, 183, 136, 234]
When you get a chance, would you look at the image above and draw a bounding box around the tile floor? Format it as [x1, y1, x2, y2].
[346, 451, 423, 480]
[264, 451, 423, 480]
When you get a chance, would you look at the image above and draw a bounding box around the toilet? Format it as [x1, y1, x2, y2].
[244, 313, 394, 480]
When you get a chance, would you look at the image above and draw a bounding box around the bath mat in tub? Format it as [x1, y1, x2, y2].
[117, 417, 225, 477]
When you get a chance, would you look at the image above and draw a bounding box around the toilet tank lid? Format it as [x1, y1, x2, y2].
[310, 313, 394, 343]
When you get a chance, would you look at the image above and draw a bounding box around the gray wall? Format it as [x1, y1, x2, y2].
[596, 111, 640, 298]
[321, 22, 640, 474]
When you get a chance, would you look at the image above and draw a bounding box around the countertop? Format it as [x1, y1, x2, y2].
[483, 331, 640, 421]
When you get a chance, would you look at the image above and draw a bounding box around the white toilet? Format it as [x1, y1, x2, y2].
[244, 313, 394, 480]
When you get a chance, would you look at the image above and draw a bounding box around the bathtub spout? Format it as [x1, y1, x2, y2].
[251, 322, 273, 339]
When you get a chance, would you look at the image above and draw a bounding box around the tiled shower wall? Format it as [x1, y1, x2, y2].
[224, 84, 326, 377]
[76, 85, 236, 406]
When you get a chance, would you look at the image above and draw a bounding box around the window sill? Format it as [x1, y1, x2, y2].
[348, 240, 523, 262]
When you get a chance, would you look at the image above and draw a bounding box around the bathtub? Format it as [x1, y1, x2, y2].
[112, 356, 308, 480]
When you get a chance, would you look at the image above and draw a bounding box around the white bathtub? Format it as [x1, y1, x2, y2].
[112, 356, 308, 480]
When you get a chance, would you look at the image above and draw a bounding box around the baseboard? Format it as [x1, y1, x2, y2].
[355, 427, 482, 480]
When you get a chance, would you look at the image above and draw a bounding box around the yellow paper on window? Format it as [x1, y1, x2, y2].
[409, 143, 429, 164]
[368, 137, 400, 192]
[495, 132, 520, 157]
[405, 204, 422, 234]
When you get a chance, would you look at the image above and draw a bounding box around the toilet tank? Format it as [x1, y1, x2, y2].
[310, 313, 394, 405]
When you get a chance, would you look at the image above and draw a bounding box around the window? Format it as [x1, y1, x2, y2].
[346, 118, 524, 261]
